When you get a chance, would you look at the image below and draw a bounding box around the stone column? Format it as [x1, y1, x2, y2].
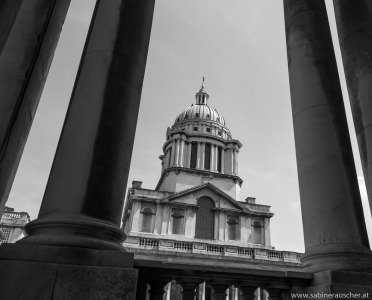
[161, 204, 171, 235]
[211, 284, 229, 300]
[210, 144, 216, 171]
[148, 280, 168, 300]
[174, 139, 180, 167]
[0, 0, 22, 55]
[232, 149, 238, 175]
[170, 140, 176, 167]
[196, 142, 202, 169]
[284, 0, 372, 271]
[180, 139, 185, 167]
[153, 203, 163, 235]
[228, 148, 234, 175]
[221, 148, 225, 173]
[214, 145, 219, 172]
[333, 0, 372, 215]
[200, 142, 205, 170]
[0, 0, 71, 217]
[182, 141, 188, 167]
[20, 0, 156, 251]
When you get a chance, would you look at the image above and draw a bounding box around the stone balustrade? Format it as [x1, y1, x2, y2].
[124, 236, 302, 263]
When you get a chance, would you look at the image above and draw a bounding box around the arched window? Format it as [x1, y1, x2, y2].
[195, 113, 199, 118]
[252, 220, 264, 244]
[227, 216, 239, 240]
[140, 206, 155, 233]
[171, 209, 185, 235]
[195, 197, 215, 240]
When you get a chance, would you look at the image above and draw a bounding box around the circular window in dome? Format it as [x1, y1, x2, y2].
[206, 114, 210, 119]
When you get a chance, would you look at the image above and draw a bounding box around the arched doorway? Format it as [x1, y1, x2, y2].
[195, 197, 215, 239]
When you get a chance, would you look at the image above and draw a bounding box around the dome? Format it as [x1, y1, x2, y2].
[173, 79, 226, 127]
[174, 104, 226, 126]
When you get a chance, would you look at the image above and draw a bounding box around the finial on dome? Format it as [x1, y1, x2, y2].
[195, 77, 209, 105]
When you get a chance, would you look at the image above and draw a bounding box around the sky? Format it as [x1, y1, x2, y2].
[6, 0, 372, 253]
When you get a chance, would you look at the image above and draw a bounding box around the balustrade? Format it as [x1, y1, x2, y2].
[125, 236, 302, 263]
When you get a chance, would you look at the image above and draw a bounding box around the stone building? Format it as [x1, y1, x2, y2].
[123, 82, 273, 248]
[0, 207, 30, 244]
[123, 83, 302, 299]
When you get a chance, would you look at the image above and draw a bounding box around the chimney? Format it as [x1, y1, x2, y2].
[245, 197, 256, 204]
[132, 181, 142, 189]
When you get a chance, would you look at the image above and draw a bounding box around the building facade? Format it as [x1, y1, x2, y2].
[0, 206, 30, 244]
[123, 82, 274, 250]
[122, 83, 302, 299]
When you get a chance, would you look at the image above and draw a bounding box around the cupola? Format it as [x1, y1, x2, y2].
[195, 77, 209, 105]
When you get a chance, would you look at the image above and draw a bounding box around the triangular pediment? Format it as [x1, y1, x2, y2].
[162, 183, 250, 213]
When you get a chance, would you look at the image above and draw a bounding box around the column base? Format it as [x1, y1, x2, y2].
[300, 244, 372, 272]
[291, 270, 372, 299]
[0, 243, 138, 300]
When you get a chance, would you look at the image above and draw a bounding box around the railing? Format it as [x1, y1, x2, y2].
[238, 247, 254, 257]
[125, 237, 302, 264]
[174, 241, 192, 251]
[139, 238, 159, 248]
[206, 245, 224, 254]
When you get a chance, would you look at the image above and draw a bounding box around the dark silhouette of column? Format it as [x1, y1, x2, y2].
[0, 0, 22, 55]
[284, 0, 372, 272]
[148, 280, 168, 300]
[20, 0, 156, 250]
[0, 0, 71, 218]
[333, 0, 372, 216]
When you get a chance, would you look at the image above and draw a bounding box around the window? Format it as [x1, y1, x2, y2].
[216, 117, 220, 122]
[218, 131, 221, 136]
[206, 128, 211, 133]
[204, 143, 211, 170]
[190, 142, 198, 169]
[140, 207, 155, 233]
[1, 228, 12, 242]
[185, 114, 189, 119]
[227, 216, 239, 240]
[193, 127, 198, 131]
[195, 113, 199, 118]
[171, 209, 185, 235]
[252, 220, 264, 244]
[217, 147, 222, 172]
[195, 197, 215, 239]
[206, 114, 210, 119]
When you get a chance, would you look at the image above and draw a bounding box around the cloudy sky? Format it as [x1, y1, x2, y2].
[7, 0, 372, 253]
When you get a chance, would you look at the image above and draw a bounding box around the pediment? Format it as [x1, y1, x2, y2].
[162, 183, 249, 213]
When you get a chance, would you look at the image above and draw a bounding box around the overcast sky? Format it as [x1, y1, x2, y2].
[6, 0, 372, 253]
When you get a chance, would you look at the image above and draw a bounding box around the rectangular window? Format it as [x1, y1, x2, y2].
[193, 127, 198, 131]
[217, 147, 222, 172]
[190, 142, 198, 169]
[204, 143, 211, 170]
[172, 209, 185, 235]
[206, 128, 211, 133]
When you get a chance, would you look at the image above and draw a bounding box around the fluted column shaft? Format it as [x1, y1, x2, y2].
[233, 149, 238, 175]
[200, 142, 205, 170]
[174, 139, 180, 167]
[333, 0, 372, 215]
[171, 140, 176, 167]
[197, 142, 202, 169]
[0, 0, 71, 217]
[284, 0, 372, 271]
[21, 0, 156, 251]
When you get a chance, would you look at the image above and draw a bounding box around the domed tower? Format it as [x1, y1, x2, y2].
[156, 80, 243, 200]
